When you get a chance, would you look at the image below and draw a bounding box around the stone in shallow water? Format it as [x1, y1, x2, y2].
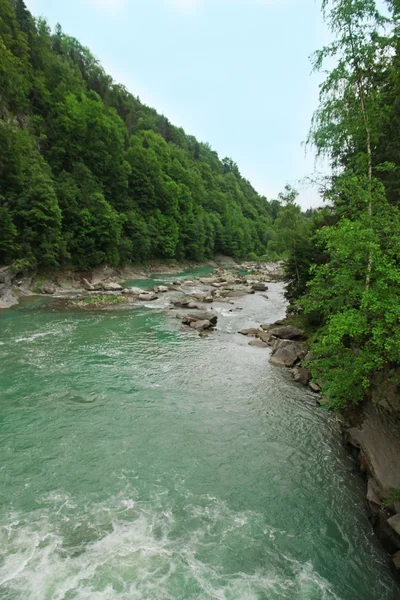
[249, 339, 268, 348]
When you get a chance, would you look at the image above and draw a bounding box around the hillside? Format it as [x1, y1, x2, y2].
[0, 0, 290, 271]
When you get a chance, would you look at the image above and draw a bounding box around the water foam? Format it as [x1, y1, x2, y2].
[0, 492, 343, 600]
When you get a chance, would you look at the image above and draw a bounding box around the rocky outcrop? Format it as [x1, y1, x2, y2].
[269, 325, 305, 340]
[270, 340, 306, 367]
[343, 372, 400, 567]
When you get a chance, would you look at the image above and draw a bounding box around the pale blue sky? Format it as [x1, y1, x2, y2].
[25, 0, 329, 208]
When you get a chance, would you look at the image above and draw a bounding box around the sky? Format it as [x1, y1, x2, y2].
[24, 0, 330, 209]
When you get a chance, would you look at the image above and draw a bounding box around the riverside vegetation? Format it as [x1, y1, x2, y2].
[281, 0, 400, 568]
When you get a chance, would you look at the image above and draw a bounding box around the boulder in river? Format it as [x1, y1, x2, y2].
[270, 340, 306, 367]
[269, 326, 305, 340]
[182, 312, 218, 326]
[252, 282, 268, 292]
[103, 282, 123, 292]
[256, 330, 273, 344]
[122, 287, 143, 295]
[239, 328, 262, 337]
[249, 339, 268, 348]
[139, 292, 158, 301]
[190, 319, 212, 331]
[154, 285, 169, 293]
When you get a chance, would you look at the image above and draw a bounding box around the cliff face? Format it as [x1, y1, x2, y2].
[345, 370, 400, 568]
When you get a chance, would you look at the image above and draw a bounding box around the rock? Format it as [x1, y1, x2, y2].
[249, 340, 268, 348]
[309, 382, 321, 393]
[270, 340, 305, 367]
[367, 478, 381, 507]
[42, 284, 56, 295]
[203, 296, 214, 303]
[91, 283, 104, 291]
[82, 278, 94, 291]
[260, 323, 271, 331]
[269, 326, 305, 340]
[387, 514, 400, 536]
[154, 285, 169, 293]
[256, 331, 273, 344]
[239, 328, 262, 337]
[122, 287, 143, 295]
[189, 319, 212, 331]
[211, 282, 222, 288]
[393, 551, 400, 571]
[183, 280, 195, 286]
[252, 282, 268, 291]
[173, 280, 181, 286]
[103, 282, 123, 292]
[186, 303, 201, 310]
[138, 293, 158, 301]
[172, 298, 190, 307]
[183, 312, 218, 326]
[292, 367, 311, 386]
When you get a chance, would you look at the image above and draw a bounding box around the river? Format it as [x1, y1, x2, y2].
[0, 270, 399, 599]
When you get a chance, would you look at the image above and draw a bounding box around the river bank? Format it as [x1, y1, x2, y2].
[0, 256, 276, 310]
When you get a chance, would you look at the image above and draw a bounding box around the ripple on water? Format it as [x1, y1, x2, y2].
[0, 491, 345, 600]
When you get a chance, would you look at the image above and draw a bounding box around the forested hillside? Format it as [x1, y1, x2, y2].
[285, 0, 400, 408]
[0, 0, 302, 270]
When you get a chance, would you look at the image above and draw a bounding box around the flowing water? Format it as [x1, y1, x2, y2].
[0, 271, 399, 600]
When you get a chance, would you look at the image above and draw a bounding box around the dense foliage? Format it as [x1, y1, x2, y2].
[285, 0, 400, 408]
[0, 0, 301, 270]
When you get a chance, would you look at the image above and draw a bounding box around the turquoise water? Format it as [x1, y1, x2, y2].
[0, 277, 399, 599]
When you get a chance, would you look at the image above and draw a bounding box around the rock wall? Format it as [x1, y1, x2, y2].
[344, 371, 400, 570]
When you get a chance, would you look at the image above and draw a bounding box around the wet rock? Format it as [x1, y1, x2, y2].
[367, 478, 382, 508]
[392, 551, 400, 571]
[388, 514, 400, 537]
[260, 323, 271, 331]
[256, 331, 273, 344]
[154, 285, 169, 293]
[42, 284, 56, 295]
[292, 367, 311, 386]
[252, 282, 268, 292]
[203, 296, 214, 303]
[270, 340, 306, 367]
[122, 287, 143, 295]
[183, 312, 218, 326]
[138, 293, 158, 301]
[103, 282, 123, 292]
[309, 382, 321, 393]
[239, 328, 262, 337]
[172, 298, 191, 308]
[249, 339, 268, 348]
[190, 319, 212, 331]
[269, 326, 305, 340]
